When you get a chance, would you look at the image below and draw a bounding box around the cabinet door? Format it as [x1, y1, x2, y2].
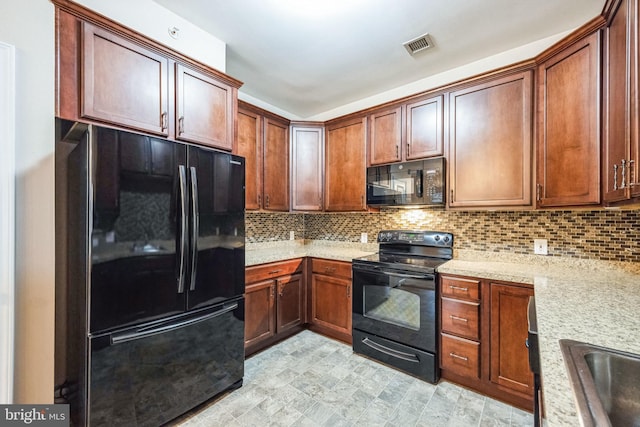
[291, 125, 323, 211]
[238, 108, 262, 210]
[276, 273, 304, 334]
[406, 95, 444, 159]
[449, 72, 533, 208]
[325, 117, 367, 211]
[369, 106, 402, 165]
[311, 274, 351, 336]
[263, 117, 290, 211]
[244, 280, 276, 348]
[538, 32, 601, 207]
[604, 0, 639, 202]
[81, 22, 169, 136]
[175, 64, 234, 151]
[489, 283, 534, 396]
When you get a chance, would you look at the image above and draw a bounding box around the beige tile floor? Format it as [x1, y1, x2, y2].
[174, 330, 533, 427]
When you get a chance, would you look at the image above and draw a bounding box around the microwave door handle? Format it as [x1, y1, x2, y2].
[189, 166, 199, 291]
[415, 170, 423, 198]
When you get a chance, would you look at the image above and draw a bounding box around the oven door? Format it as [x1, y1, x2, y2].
[352, 262, 436, 352]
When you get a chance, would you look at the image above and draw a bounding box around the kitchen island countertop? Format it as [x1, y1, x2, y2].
[437, 250, 640, 427]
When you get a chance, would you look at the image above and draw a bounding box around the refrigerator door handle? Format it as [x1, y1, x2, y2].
[189, 166, 199, 291]
[178, 165, 188, 294]
[110, 302, 239, 345]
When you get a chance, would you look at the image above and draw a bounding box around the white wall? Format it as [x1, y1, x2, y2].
[0, 1, 55, 403]
[0, 41, 15, 405]
[75, 0, 226, 72]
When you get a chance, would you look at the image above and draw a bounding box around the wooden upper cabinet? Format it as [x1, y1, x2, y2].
[325, 117, 367, 211]
[368, 106, 403, 165]
[81, 21, 169, 136]
[603, 0, 640, 203]
[175, 64, 234, 150]
[237, 108, 262, 210]
[406, 95, 444, 159]
[449, 71, 533, 208]
[57, 5, 241, 150]
[537, 31, 601, 207]
[263, 117, 290, 211]
[291, 125, 324, 211]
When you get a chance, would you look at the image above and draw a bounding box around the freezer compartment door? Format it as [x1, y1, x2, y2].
[88, 298, 244, 427]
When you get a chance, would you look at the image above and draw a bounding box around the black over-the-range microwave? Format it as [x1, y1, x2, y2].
[366, 157, 445, 207]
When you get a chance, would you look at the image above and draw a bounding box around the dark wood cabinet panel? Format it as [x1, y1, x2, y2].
[291, 125, 323, 211]
[325, 117, 367, 211]
[263, 117, 290, 211]
[81, 21, 169, 136]
[440, 274, 533, 411]
[368, 106, 402, 165]
[244, 279, 276, 348]
[406, 95, 444, 159]
[449, 71, 533, 208]
[538, 31, 601, 207]
[311, 273, 352, 339]
[175, 64, 234, 150]
[245, 259, 304, 355]
[489, 283, 534, 396]
[237, 108, 262, 210]
[604, 0, 640, 202]
[276, 274, 304, 334]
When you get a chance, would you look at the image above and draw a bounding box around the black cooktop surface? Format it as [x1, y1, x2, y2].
[353, 252, 448, 273]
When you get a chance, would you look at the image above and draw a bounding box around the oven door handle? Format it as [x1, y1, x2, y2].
[362, 337, 420, 363]
[382, 271, 434, 281]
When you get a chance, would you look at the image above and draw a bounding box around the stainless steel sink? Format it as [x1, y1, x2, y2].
[560, 339, 640, 427]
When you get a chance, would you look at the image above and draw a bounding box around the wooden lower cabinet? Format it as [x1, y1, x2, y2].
[244, 259, 304, 355]
[440, 274, 534, 411]
[308, 258, 352, 343]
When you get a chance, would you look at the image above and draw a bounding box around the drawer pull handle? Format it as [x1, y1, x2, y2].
[268, 269, 282, 275]
[449, 352, 468, 361]
[449, 285, 468, 292]
[449, 315, 468, 322]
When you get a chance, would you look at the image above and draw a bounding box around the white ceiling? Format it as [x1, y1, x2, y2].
[154, 0, 605, 119]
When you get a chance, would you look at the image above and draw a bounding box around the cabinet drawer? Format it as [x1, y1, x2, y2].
[245, 259, 304, 284]
[441, 276, 480, 301]
[311, 258, 351, 278]
[441, 298, 480, 340]
[441, 333, 480, 379]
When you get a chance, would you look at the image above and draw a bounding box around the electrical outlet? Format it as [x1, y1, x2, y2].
[290, 230, 295, 240]
[534, 239, 548, 255]
[360, 232, 368, 243]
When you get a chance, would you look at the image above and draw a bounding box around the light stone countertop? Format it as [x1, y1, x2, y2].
[245, 239, 377, 266]
[438, 250, 640, 427]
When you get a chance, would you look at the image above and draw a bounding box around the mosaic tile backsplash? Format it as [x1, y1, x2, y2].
[246, 209, 640, 263]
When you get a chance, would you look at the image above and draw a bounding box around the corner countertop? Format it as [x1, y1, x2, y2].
[437, 250, 640, 427]
[245, 239, 377, 266]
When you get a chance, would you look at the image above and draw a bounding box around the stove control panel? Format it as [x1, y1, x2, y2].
[377, 230, 454, 247]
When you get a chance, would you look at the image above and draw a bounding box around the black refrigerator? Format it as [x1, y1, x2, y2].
[55, 120, 245, 426]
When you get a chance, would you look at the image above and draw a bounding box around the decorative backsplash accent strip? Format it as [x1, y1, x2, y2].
[246, 209, 640, 263]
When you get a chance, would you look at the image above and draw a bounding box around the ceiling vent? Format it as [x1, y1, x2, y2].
[403, 33, 434, 56]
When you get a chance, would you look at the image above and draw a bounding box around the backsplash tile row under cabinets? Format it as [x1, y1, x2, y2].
[246, 209, 640, 263]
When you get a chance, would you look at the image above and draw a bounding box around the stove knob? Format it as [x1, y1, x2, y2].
[444, 236, 450, 243]
[434, 235, 440, 241]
